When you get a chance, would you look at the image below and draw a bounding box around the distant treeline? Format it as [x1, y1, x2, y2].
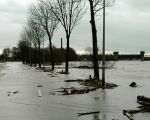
[0, 46, 78, 65]
[0, 46, 116, 63]
[1, 47, 145, 63]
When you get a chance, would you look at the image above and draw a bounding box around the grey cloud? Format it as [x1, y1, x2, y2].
[0, 0, 27, 14]
[126, 0, 150, 12]
[0, 0, 31, 50]
[0, 0, 150, 54]
[0, 0, 28, 25]
[102, 0, 150, 53]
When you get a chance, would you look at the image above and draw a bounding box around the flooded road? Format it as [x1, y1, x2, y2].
[0, 62, 150, 120]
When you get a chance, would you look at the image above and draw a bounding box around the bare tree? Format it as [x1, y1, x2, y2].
[27, 17, 45, 68]
[42, 0, 86, 73]
[3, 48, 11, 62]
[27, 26, 39, 67]
[19, 32, 30, 64]
[23, 26, 34, 66]
[88, 0, 115, 81]
[89, 0, 114, 15]
[32, 35, 38, 67]
[29, 1, 59, 70]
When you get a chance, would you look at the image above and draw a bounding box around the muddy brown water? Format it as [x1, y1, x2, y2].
[0, 61, 150, 120]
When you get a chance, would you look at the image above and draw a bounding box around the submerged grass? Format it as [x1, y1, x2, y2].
[80, 79, 118, 89]
[64, 78, 118, 90]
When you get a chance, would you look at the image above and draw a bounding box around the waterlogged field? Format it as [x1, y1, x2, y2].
[0, 61, 150, 120]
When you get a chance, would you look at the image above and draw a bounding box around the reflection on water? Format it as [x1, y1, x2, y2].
[92, 89, 107, 120]
[92, 114, 100, 120]
[57, 61, 150, 120]
[0, 63, 5, 77]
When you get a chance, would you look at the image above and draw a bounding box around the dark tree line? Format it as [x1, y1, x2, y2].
[18, 35, 78, 66]
[0, 45, 78, 65]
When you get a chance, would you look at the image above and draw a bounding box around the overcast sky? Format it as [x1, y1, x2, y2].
[0, 0, 150, 54]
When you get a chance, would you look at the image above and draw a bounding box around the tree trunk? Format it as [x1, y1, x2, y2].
[89, 0, 99, 80]
[29, 47, 32, 66]
[34, 47, 37, 67]
[65, 35, 70, 73]
[28, 47, 30, 65]
[26, 47, 29, 65]
[38, 44, 41, 68]
[47, 33, 54, 71]
[22, 49, 25, 64]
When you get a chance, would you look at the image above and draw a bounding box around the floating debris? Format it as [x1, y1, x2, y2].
[129, 82, 137, 87]
[37, 85, 43, 88]
[38, 90, 42, 97]
[77, 111, 100, 116]
[51, 75, 56, 77]
[7, 91, 19, 96]
[123, 110, 134, 120]
[64, 79, 84, 82]
[13, 91, 19, 94]
[49, 91, 56, 95]
[7, 92, 10, 96]
[59, 87, 97, 95]
[123, 95, 150, 120]
[50, 79, 117, 96]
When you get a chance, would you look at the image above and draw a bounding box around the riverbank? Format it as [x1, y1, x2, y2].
[0, 62, 150, 120]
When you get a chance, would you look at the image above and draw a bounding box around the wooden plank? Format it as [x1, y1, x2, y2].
[137, 96, 150, 103]
[137, 101, 150, 107]
[123, 110, 134, 120]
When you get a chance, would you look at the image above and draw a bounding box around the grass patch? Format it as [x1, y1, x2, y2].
[80, 79, 118, 89]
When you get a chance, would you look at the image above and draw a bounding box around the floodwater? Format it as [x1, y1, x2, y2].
[0, 61, 150, 120]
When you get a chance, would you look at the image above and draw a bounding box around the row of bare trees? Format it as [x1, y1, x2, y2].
[18, 0, 114, 82]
